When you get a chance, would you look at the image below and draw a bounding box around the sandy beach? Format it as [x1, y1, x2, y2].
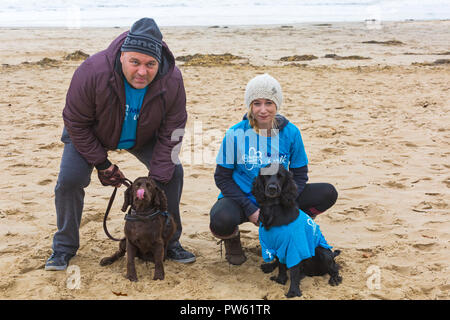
[0, 20, 449, 300]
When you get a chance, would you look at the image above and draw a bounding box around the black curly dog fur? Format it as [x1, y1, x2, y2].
[252, 164, 342, 298]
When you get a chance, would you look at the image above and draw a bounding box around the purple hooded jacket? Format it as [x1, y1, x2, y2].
[63, 31, 187, 183]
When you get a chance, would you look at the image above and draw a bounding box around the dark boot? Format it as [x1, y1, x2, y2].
[224, 232, 247, 265]
[211, 227, 247, 265]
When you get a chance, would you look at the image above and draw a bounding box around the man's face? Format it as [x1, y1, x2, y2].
[120, 51, 159, 89]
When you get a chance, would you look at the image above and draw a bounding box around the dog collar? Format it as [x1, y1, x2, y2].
[124, 208, 170, 222]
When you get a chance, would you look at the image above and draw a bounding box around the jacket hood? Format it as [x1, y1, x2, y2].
[242, 113, 290, 131]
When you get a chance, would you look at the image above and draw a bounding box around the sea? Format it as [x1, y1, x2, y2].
[0, 0, 449, 28]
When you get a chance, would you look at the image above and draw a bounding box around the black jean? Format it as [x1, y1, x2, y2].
[209, 183, 338, 237]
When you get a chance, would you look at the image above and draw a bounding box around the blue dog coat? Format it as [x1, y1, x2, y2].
[259, 210, 332, 268]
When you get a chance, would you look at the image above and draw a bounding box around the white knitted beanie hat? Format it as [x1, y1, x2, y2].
[244, 73, 283, 110]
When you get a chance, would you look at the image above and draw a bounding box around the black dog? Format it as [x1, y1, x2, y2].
[100, 176, 176, 281]
[252, 164, 342, 297]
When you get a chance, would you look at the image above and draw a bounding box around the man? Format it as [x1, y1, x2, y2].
[45, 18, 195, 271]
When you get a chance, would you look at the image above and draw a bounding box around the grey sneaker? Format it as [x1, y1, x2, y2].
[167, 243, 196, 264]
[45, 252, 74, 271]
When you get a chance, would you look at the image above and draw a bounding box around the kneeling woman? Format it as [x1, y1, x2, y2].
[210, 73, 338, 265]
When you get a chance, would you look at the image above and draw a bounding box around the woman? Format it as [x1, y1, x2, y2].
[209, 73, 338, 265]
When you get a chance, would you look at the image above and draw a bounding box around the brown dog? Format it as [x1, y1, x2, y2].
[100, 176, 176, 281]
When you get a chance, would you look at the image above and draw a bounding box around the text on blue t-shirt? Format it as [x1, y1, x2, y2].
[216, 119, 308, 204]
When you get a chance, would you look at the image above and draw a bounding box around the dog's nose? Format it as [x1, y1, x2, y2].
[136, 188, 145, 200]
[266, 184, 279, 197]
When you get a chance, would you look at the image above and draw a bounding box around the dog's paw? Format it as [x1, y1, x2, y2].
[286, 288, 302, 298]
[270, 275, 288, 285]
[261, 263, 277, 273]
[153, 272, 165, 281]
[126, 273, 138, 282]
[99, 257, 113, 266]
[329, 274, 342, 286]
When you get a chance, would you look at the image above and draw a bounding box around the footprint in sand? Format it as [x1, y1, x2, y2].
[412, 199, 448, 213]
[38, 179, 53, 186]
[0, 279, 17, 292]
[314, 127, 338, 138]
[383, 181, 407, 189]
[2, 208, 23, 216]
[344, 140, 364, 147]
[80, 211, 104, 228]
[321, 147, 344, 156]
[429, 163, 444, 172]
[341, 205, 367, 216]
[402, 141, 418, 148]
[188, 231, 215, 241]
[31, 122, 52, 129]
[411, 241, 437, 251]
[411, 177, 432, 184]
[38, 142, 60, 150]
[383, 263, 413, 275]
[18, 258, 44, 274]
[443, 177, 450, 188]
[8, 163, 33, 168]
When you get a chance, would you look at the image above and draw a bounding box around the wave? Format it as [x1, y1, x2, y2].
[0, 0, 448, 27]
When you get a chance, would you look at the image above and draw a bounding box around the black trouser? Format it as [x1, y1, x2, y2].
[209, 183, 338, 237]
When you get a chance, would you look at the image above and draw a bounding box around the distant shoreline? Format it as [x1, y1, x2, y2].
[1, 18, 449, 30]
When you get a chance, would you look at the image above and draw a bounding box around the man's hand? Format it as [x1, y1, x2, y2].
[97, 164, 125, 187]
[248, 209, 260, 226]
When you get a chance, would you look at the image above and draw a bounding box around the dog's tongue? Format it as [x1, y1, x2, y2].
[136, 188, 145, 200]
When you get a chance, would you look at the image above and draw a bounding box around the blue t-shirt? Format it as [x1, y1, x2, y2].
[117, 78, 148, 149]
[216, 118, 308, 204]
[259, 209, 332, 268]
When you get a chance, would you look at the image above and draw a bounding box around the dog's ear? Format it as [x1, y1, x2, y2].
[121, 185, 133, 212]
[153, 186, 168, 212]
[280, 169, 298, 208]
[252, 173, 266, 204]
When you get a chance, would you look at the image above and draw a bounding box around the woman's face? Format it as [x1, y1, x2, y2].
[251, 99, 277, 130]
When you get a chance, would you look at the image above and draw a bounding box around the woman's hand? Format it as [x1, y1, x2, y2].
[248, 209, 260, 226]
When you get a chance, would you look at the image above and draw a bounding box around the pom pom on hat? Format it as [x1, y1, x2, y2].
[244, 73, 283, 110]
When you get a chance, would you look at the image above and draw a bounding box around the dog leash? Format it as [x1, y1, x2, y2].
[103, 177, 133, 242]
